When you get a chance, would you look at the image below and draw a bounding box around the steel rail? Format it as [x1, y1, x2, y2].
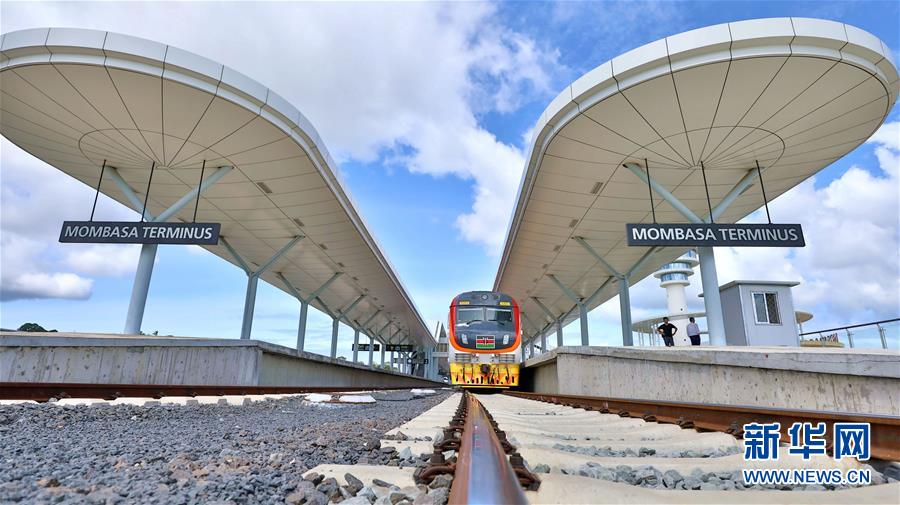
[448, 393, 530, 505]
[505, 391, 900, 461]
[0, 382, 421, 402]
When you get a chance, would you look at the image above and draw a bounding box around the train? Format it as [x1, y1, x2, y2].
[447, 291, 521, 388]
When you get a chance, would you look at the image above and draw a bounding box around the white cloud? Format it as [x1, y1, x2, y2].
[0, 2, 560, 258]
[0, 138, 139, 302]
[62, 246, 141, 278]
[1, 272, 92, 302]
[714, 123, 900, 325]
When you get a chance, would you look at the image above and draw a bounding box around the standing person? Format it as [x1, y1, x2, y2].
[686, 317, 701, 346]
[657, 317, 677, 347]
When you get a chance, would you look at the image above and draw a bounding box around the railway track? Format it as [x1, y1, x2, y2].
[301, 390, 899, 504]
[10, 382, 895, 503]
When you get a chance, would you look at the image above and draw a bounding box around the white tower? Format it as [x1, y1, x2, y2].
[652, 250, 700, 345]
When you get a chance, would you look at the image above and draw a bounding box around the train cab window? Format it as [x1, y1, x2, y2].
[486, 308, 513, 328]
[456, 307, 483, 325]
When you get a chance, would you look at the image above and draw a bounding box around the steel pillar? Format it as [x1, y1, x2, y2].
[123, 244, 158, 334]
[577, 303, 589, 346]
[548, 274, 589, 345]
[624, 162, 764, 347]
[240, 274, 260, 339]
[368, 335, 375, 365]
[532, 297, 561, 349]
[330, 318, 340, 358]
[618, 277, 633, 346]
[355, 310, 381, 363]
[698, 246, 726, 345]
[297, 301, 309, 351]
[227, 235, 304, 340]
[109, 165, 232, 335]
[574, 237, 635, 346]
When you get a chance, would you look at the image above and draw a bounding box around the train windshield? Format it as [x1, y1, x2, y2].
[486, 308, 513, 328]
[456, 307, 483, 325]
[456, 306, 514, 329]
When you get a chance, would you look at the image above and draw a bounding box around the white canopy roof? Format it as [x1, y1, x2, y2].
[494, 18, 898, 337]
[0, 28, 433, 346]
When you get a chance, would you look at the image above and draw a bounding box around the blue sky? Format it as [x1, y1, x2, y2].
[1, 1, 898, 355]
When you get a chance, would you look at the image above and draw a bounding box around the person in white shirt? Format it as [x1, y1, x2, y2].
[686, 317, 701, 346]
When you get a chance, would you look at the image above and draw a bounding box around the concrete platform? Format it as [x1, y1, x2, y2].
[0, 332, 440, 388]
[522, 346, 900, 415]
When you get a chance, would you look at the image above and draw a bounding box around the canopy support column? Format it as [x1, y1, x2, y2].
[108, 165, 233, 335]
[224, 235, 304, 340]
[278, 272, 342, 352]
[330, 294, 366, 358]
[624, 162, 763, 346]
[548, 274, 589, 346]
[618, 277, 633, 346]
[573, 237, 633, 346]
[330, 318, 340, 358]
[532, 297, 562, 349]
[351, 329, 360, 363]
[355, 310, 381, 363]
[377, 322, 391, 367]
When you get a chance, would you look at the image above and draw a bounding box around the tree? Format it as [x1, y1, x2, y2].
[17, 323, 47, 332]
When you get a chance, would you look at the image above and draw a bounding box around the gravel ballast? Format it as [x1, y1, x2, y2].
[0, 391, 450, 503]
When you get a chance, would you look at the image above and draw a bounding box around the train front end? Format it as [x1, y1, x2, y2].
[447, 291, 522, 388]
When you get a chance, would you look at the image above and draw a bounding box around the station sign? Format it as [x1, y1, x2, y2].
[625, 223, 804, 247]
[59, 221, 221, 245]
[352, 343, 381, 351]
[386, 344, 415, 352]
[408, 358, 428, 365]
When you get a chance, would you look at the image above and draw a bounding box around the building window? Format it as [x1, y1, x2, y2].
[660, 273, 688, 282]
[752, 292, 781, 324]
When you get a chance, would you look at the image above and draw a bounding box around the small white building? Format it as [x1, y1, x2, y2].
[704, 280, 801, 346]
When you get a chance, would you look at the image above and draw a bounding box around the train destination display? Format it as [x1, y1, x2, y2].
[59, 221, 221, 245]
[626, 223, 805, 247]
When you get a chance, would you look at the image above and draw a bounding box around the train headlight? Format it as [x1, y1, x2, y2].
[503, 334, 510, 345]
[460, 333, 468, 344]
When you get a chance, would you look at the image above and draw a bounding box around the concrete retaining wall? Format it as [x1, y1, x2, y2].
[0, 332, 439, 388]
[522, 346, 900, 415]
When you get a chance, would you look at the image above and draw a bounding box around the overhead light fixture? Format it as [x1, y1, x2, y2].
[319, 243, 328, 250]
[293, 218, 305, 227]
[256, 181, 273, 194]
[553, 245, 561, 252]
[337, 262, 345, 268]
[590, 182, 604, 194]
[568, 219, 578, 228]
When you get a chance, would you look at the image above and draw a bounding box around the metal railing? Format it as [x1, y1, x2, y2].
[800, 318, 899, 350]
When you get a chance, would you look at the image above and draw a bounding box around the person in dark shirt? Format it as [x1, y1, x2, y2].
[657, 317, 677, 347]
